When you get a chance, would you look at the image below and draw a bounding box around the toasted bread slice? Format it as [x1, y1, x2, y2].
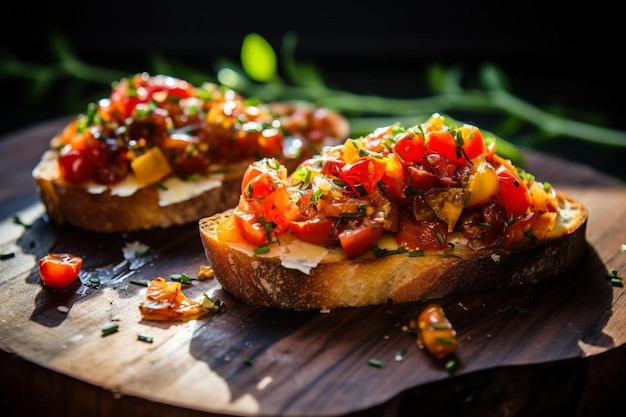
[199, 191, 587, 310]
[33, 150, 248, 232]
[31, 73, 349, 233]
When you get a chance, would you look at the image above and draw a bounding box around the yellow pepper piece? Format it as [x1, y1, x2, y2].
[131, 147, 172, 185]
[342, 138, 363, 164]
[423, 187, 465, 232]
[466, 156, 499, 207]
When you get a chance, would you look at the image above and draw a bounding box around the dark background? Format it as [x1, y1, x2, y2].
[2, 1, 624, 179]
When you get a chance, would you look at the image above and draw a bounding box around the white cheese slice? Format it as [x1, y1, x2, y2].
[85, 173, 225, 206]
[278, 239, 329, 274]
[228, 236, 329, 275]
[158, 175, 223, 206]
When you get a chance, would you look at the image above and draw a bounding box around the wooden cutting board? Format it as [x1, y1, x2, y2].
[1, 118, 626, 417]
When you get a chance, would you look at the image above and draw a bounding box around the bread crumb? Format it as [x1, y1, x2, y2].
[490, 253, 501, 263]
[197, 265, 214, 280]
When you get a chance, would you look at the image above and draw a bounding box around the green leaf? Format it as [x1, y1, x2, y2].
[281, 32, 325, 88]
[241, 33, 277, 83]
[480, 63, 510, 91]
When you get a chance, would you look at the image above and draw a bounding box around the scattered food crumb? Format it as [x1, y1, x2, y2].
[196, 265, 214, 280]
[122, 241, 150, 260]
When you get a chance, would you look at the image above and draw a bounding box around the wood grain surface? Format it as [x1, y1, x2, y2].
[1, 118, 626, 417]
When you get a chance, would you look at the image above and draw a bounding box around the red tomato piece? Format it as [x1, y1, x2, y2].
[459, 126, 487, 160]
[416, 304, 459, 359]
[380, 158, 410, 203]
[407, 165, 440, 190]
[338, 224, 384, 258]
[290, 218, 339, 246]
[39, 253, 83, 289]
[240, 164, 265, 194]
[426, 130, 459, 162]
[242, 170, 280, 201]
[501, 212, 535, 247]
[396, 216, 448, 251]
[496, 166, 530, 218]
[58, 148, 97, 184]
[339, 157, 387, 196]
[232, 202, 270, 247]
[394, 132, 427, 163]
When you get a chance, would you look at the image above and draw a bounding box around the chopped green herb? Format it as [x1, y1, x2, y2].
[258, 216, 276, 244]
[408, 250, 425, 257]
[101, 322, 119, 336]
[373, 245, 408, 258]
[184, 173, 201, 181]
[12, 215, 31, 228]
[445, 358, 457, 371]
[135, 248, 150, 257]
[243, 357, 254, 366]
[543, 182, 552, 192]
[312, 188, 323, 203]
[523, 230, 537, 242]
[202, 293, 224, 312]
[607, 269, 623, 287]
[394, 348, 407, 361]
[435, 337, 458, 345]
[130, 279, 150, 287]
[254, 245, 270, 255]
[171, 273, 193, 284]
[137, 333, 154, 343]
[463, 191, 471, 208]
[368, 358, 383, 368]
[0, 250, 15, 260]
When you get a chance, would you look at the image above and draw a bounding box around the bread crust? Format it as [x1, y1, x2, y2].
[199, 192, 588, 310]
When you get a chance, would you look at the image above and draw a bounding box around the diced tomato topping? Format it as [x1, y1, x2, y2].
[338, 224, 384, 258]
[226, 113, 549, 259]
[394, 132, 427, 163]
[426, 130, 460, 162]
[459, 125, 487, 160]
[339, 157, 387, 197]
[39, 253, 83, 290]
[396, 213, 449, 251]
[415, 304, 459, 359]
[53, 73, 343, 186]
[290, 218, 340, 246]
[241, 164, 266, 194]
[495, 165, 530, 218]
[380, 157, 410, 203]
[58, 148, 97, 184]
[232, 201, 271, 247]
[407, 165, 440, 190]
[501, 212, 535, 247]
